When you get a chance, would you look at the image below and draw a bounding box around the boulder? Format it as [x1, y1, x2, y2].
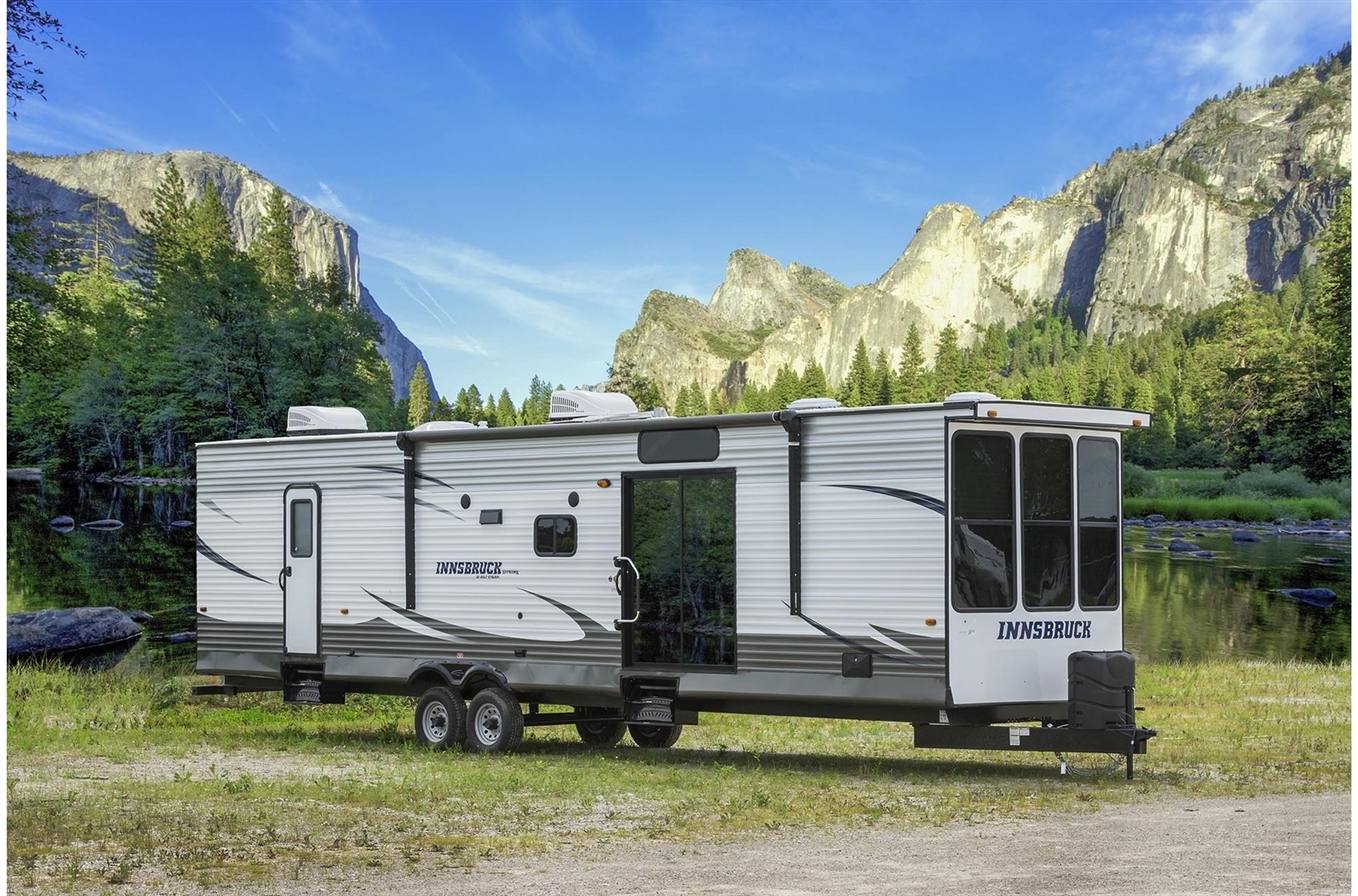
[1278, 587, 1338, 609]
[1193, 550, 1215, 559]
[1168, 538, 1197, 553]
[49, 515, 75, 531]
[165, 631, 198, 644]
[128, 610, 155, 624]
[1141, 543, 1166, 550]
[1146, 514, 1168, 524]
[1231, 529, 1262, 542]
[8, 607, 142, 661]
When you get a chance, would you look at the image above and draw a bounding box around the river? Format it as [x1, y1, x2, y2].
[6, 480, 1350, 670]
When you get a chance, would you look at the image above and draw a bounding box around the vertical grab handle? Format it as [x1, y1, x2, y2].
[612, 555, 639, 630]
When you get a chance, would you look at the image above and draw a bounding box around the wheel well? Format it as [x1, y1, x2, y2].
[459, 668, 506, 698]
[408, 668, 451, 696]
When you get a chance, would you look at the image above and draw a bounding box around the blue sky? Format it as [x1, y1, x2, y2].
[8, 0, 1351, 399]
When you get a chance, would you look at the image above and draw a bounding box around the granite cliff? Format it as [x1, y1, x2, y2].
[613, 51, 1351, 403]
[7, 149, 436, 400]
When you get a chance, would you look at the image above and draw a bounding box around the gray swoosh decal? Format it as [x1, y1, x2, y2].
[519, 588, 611, 638]
[201, 499, 238, 523]
[378, 493, 464, 520]
[826, 484, 944, 515]
[196, 536, 269, 584]
[357, 464, 456, 491]
[789, 608, 927, 667]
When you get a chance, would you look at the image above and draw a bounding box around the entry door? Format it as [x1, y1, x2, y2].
[283, 485, 321, 655]
[622, 471, 736, 668]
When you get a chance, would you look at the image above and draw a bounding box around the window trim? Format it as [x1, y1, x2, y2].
[1019, 432, 1075, 612]
[1076, 435, 1122, 611]
[289, 499, 314, 558]
[533, 514, 578, 557]
[949, 429, 1017, 613]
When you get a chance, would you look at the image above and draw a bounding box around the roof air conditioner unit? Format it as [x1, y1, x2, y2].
[286, 406, 368, 436]
[944, 391, 999, 404]
[548, 390, 641, 423]
[414, 421, 476, 432]
[788, 397, 842, 411]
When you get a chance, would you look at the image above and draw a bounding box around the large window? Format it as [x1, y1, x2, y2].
[290, 500, 313, 558]
[534, 515, 577, 557]
[951, 432, 1015, 610]
[1078, 438, 1120, 609]
[1021, 435, 1073, 610]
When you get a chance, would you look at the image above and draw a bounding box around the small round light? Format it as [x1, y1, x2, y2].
[340, 608, 349, 616]
[986, 410, 999, 418]
[924, 617, 937, 627]
[597, 479, 611, 489]
[1132, 419, 1143, 427]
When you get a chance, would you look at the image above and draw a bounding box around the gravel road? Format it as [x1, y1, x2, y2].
[257, 791, 1351, 896]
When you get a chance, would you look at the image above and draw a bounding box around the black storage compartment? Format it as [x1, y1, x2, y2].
[1068, 650, 1135, 730]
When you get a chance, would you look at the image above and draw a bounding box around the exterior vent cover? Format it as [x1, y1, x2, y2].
[286, 406, 368, 435]
[549, 390, 640, 423]
[414, 421, 476, 432]
[788, 397, 842, 411]
[944, 391, 999, 404]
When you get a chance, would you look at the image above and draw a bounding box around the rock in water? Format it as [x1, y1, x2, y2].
[128, 610, 155, 624]
[8, 607, 142, 662]
[1278, 588, 1338, 608]
[1232, 529, 1262, 542]
[81, 518, 124, 530]
[49, 515, 75, 531]
[165, 631, 198, 644]
[1168, 538, 1197, 553]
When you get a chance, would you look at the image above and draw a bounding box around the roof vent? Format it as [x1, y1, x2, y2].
[286, 406, 368, 435]
[414, 421, 476, 432]
[549, 389, 643, 423]
[788, 397, 842, 411]
[944, 391, 999, 404]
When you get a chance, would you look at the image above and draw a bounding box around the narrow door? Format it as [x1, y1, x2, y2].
[283, 485, 321, 655]
[622, 471, 736, 668]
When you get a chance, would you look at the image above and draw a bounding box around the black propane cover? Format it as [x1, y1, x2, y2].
[1068, 650, 1136, 730]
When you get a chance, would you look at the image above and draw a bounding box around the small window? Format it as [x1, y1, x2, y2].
[951, 432, 1015, 611]
[290, 500, 313, 558]
[1078, 438, 1121, 609]
[638, 428, 720, 464]
[1021, 435, 1073, 610]
[534, 515, 577, 557]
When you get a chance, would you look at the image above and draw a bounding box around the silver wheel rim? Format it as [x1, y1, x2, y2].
[422, 700, 449, 742]
[475, 703, 502, 745]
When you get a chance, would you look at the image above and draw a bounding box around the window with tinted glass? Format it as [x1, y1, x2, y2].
[534, 515, 577, 557]
[290, 500, 313, 558]
[951, 432, 1015, 610]
[1078, 438, 1120, 608]
[638, 428, 720, 464]
[1021, 435, 1073, 610]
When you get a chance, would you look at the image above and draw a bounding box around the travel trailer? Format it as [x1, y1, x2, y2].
[195, 391, 1156, 775]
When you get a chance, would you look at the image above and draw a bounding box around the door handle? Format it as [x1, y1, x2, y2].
[278, 566, 292, 592]
[612, 555, 640, 629]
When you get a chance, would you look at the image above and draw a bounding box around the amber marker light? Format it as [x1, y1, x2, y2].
[597, 478, 611, 488]
[986, 410, 999, 418]
[340, 608, 349, 615]
[924, 617, 937, 627]
[1133, 419, 1144, 427]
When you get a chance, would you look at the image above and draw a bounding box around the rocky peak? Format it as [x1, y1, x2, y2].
[708, 247, 834, 330]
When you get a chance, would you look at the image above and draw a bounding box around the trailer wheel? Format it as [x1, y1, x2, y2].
[465, 687, 524, 753]
[414, 686, 465, 749]
[574, 713, 625, 747]
[628, 723, 682, 748]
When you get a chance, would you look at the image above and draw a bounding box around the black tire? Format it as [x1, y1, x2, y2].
[574, 711, 626, 747]
[628, 722, 682, 748]
[465, 687, 524, 753]
[414, 686, 465, 749]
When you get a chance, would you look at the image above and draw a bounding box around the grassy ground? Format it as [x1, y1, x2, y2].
[7, 660, 1350, 892]
[1124, 466, 1348, 521]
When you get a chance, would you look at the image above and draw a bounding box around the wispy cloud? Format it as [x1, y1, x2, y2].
[7, 103, 165, 153]
[308, 182, 673, 342]
[1162, 0, 1350, 88]
[765, 144, 925, 208]
[394, 278, 488, 356]
[209, 87, 245, 126]
[277, 0, 386, 69]
[512, 5, 599, 66]
[263, 114, 281, 135]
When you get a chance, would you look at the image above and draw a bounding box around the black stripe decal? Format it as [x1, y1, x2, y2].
[358, 465, 456, 491]
[201, 499, 238, 523]
[519, 588, 610, 637]
[826, 484, 944, 515]
[196, 536, 269, 584]
[379, 493, 463, 520]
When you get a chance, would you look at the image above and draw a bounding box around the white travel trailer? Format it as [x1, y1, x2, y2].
[195, 392, 1156, 774]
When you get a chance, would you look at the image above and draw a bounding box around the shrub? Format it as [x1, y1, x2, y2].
[1229, 465, 1315, 499]
[1123, 462, 1155, 497]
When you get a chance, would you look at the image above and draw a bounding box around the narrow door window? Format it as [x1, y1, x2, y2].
[1021, 435, 1073, 609]
[951, 432, 1015, 610]
[290, 500, 313, 558]
[1078, 438, 1121, 609]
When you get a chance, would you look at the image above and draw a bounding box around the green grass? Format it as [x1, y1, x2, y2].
[7, 660, 1350, 891]
[1124, 465, 1349, 521]
[1124, 495, 1344, 522]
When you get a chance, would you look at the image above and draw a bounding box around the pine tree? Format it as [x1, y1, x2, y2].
[496, 389, 516, 427]
[771, 366, 801, 408]
[800, 359, 829, 397]
[839, 338, 873, 406]
[407, 364, 431, 426]
[464, 384, 483, 423]
[894, 323, 926, 403]
[871, 348, 893, 405]
[251, 187, 301, 295]
[932, 325, 962, 397]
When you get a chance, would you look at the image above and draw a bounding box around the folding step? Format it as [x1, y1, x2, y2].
[284, 678, 323, 704]
[626, 695, 674, 725]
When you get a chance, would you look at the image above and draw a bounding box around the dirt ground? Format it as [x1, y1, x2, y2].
[137, 790, 1348, 896]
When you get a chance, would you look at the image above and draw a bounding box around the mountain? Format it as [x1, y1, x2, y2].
[613, 50, 1352, 404]
[6, 149, 436, 400]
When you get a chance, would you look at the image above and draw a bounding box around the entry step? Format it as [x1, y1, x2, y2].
[626, 696, 674, 725]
